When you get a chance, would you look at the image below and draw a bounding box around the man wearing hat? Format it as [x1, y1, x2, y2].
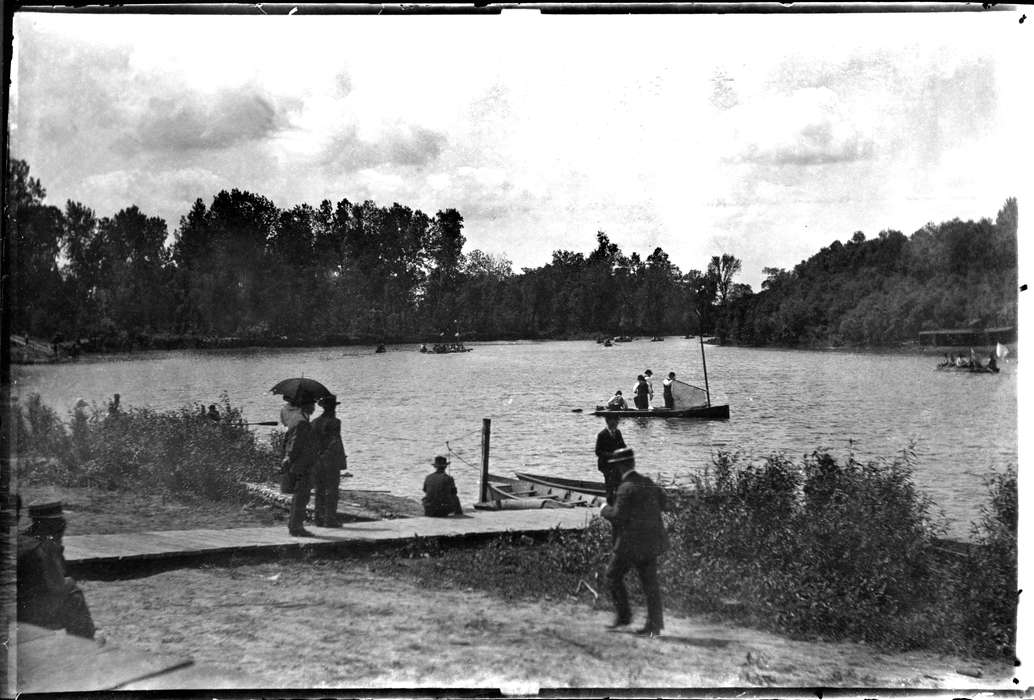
[17, 500, 97, 638]
[595, 414, 627, 504]
[311, 394, 347, 527]
[600, 447, 669, 637]
[282, 394, 319, 536]
[422, 456, 463, 517]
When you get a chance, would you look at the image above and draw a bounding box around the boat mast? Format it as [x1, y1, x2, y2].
[699, 335, 711, 407]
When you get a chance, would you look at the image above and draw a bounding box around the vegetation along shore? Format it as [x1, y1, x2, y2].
[7, 158, 1017, 359]
[12, 394, 1018, 674]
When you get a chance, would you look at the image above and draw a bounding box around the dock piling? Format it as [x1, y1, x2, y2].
[480, 418, 491, 503]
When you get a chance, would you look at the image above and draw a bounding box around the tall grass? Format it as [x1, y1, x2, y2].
[385, 449, 1016, 660]
[12, 393, 277, 501]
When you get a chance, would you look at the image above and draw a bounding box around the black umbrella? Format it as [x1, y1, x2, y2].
[270, 377, 331, 403]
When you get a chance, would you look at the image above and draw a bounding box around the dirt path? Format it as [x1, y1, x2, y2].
[81, 560, 1013, 690]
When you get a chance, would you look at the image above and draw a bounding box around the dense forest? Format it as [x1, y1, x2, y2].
[5, 158, 1017, 351]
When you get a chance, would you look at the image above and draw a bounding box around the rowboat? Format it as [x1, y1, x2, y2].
[591, 404, 730, 419]
[592, 335, 730, 420]
[474, 472, 606, 510]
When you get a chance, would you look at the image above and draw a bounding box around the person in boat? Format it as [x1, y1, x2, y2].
[643, 370, 655, 408]
[662, 372, 676, 409]
[595, 415, 627, 504]
[281, 394, 319, 537]
[107, 393, 121, 417]
[600, 447, 668, 637]
[606, 390, 628, 410]
[632, 375, 650, 410]
[17, 500, 97, 639]
[954, 354, 968, 369]
[206, 404, 221, 421]
[988, 353, 999, 373]
[422, 455, 463, 517]
[311, 394, 347, 527]
[420, 344, 428, 353]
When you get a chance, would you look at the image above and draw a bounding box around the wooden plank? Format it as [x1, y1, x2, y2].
[62, 509, 591, 568]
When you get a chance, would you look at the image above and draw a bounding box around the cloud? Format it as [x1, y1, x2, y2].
[729, 86, 876, 166]
[322, 123, 447, 172]
[115, 87, 293, 155]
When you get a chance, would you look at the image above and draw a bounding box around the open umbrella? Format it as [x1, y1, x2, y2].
[270, 377, 331, 404]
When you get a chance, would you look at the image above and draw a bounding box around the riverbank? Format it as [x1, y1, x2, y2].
[16, 484, 423, 534]
[77, 556, 1011, 689]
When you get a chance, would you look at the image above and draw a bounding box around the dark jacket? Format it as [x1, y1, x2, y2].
[423, 470, 459, 509]
[595, 427, 626, 472]
[311, 413, 346, 472]
[601, 471, 669, 560]
[284, 419, 318, 476]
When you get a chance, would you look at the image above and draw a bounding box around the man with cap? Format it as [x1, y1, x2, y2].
[600, 447, 669, 637]
[311, 394, 347, 527]
[422, 456, 463, 517]
[282, 394, 319, 536]
[595, 415, 627, 504]
[17, 500, 97, 638]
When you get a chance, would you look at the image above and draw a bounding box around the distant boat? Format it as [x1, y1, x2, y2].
[375, 344, 387, 353]
[650, 336, 664, 342]
[592, 336, 730, 420]
[603, 339, 613, 347]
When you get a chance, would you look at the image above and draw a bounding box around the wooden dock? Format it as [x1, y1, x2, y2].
[63, 508, 594, 569]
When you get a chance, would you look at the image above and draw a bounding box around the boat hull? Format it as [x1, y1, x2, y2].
[591, 404, 730, 419]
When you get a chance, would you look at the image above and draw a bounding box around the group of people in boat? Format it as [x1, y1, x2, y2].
[419, 342, 470, 353]
[605, 369, 678, 410]
[937, 351, 999, 373]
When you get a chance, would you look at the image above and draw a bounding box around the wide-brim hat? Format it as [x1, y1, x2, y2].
[433, 455, 450, 468]
[319, 394, 340, 408]
[608, 447, 635, 466]
[27, 501, 64, 520]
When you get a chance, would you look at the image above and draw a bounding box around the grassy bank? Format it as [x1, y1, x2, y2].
[10, 395, 1016, 661]
[373, 449, 1017, 661]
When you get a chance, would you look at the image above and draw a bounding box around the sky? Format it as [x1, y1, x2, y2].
[9, 8, 1031, 289]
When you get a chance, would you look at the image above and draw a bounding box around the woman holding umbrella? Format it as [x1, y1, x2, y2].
[272, 377, 331, 537]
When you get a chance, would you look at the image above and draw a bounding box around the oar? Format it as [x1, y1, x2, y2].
[246, 421, 280, 427]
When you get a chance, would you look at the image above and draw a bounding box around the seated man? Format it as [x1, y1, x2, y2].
[606, 390, 628, 410]
[17, 500, 96, 639]
[422, 455, 463, 517]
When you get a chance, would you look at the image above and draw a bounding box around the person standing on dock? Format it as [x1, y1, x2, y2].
[311, 394, 346, 527]
[600, 448, 668, 637]
[595, 415, 627, 504]
[282, 396, 319, 537]
[422, 455, 463, 517]
[17, 500, 97, 639]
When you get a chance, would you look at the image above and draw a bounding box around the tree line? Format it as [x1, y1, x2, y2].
[5, 158, 1017, 351]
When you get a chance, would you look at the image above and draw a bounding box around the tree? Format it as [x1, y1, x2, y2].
[707, 253, 742, 307]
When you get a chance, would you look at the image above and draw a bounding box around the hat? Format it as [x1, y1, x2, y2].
[608, 447, 635, 466]
[432, 455, 450, 469]
[27, 501, 64, 520]
[74, 398, 88, 409]
[614, 390, 622, 396]
[644, 369, 653, 376]
[319, 394, 340, 409]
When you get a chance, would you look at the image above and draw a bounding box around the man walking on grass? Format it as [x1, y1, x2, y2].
[600, 447, 669, 637]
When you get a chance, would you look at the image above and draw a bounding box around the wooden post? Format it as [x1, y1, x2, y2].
[699, 335, 712, 408]
[480, 418, 492, 503]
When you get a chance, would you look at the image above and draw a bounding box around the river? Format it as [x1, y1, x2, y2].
[11, 339, 1017, 539]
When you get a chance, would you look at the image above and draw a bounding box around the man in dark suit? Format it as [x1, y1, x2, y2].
[595, 415, 626, 504]
[600, 447, 669, 636]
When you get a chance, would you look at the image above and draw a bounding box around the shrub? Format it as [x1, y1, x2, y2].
[13, 393, 278, 501]
[955, 467, 1017, 658]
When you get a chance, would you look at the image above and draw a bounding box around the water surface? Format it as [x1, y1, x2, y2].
[12, 339, 1017, 539]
